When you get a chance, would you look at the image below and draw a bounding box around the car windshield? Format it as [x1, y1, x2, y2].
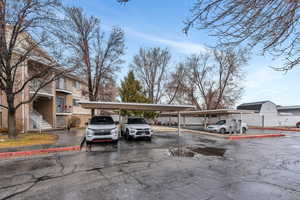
[127, 118, 147, 124]
[90, 116, 114, 125]
[216, 120, 226, 125]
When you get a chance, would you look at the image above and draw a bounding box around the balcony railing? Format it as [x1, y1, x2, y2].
[56, 84, 72, 91]
[29, 81, 53, 95]
[56, 105, 72, 113]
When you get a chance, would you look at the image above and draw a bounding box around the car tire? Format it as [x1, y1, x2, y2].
[112, 140, 118, 148]
[113, 140, 118, 144]
[242, 127, 247, 134]
[220, 128, 226, 134]
[147, 137, 152, 142]
[297, 123, 300, 128]
[125, 129, 129, 140]
[126, 130, 133, 141]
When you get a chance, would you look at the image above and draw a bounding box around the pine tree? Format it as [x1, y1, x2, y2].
[119, 71, 149, 116]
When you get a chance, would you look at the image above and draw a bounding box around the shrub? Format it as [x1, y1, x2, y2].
[69, 116, 81, 128]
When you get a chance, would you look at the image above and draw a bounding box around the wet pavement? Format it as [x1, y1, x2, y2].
[1, 131, 300, 200]
[184, 125, 300, 136]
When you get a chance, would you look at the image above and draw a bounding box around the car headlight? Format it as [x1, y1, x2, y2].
[129, 128, 136, 133]
[111, 128, 118, 134]
[87, 129, 94, 136]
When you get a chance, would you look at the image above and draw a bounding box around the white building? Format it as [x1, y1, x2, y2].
[277, 105, 300, 116]
[237, 101, 300, 127]
[156, 101, 300, 128]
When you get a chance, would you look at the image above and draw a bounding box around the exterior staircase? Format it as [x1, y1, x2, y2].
[30, 110, 52, 130]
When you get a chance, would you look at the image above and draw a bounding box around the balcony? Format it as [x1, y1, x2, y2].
[29, 81, 54, 98]
[56, 105, 73, 115]
[56, 78, 72, 94]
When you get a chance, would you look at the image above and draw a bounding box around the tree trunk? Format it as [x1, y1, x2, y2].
[91, 108, 95, 117]
[8, 107, 17, 139]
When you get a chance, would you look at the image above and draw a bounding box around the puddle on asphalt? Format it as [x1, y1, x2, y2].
[169, 148, 195, 157]
[169, 146, 226, 157]
[196, 138, 216, 144]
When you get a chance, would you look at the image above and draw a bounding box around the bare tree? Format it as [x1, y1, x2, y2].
[130, 47, 171, 103]
[184, 0, 300, 70]
[55, 7, 125, 115]
[98, 78, 118, 102]
[0, 0, 72, 138]
[165, 63, 190, 104]
[180, 48, 247, 110]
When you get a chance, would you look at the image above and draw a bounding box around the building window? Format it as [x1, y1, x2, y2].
[56, 78, 65, 90]
[73, 80, 80, 89]
[73, 99, 80, 107]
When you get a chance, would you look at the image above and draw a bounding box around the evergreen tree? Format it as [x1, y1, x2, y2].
[119, 71, 149, 116]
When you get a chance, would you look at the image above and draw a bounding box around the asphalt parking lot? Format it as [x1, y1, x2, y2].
[1, 131, 300, 200]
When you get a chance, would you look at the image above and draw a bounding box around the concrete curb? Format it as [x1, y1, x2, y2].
[182, 129, 228, 138]
[250, 127, 300, 132]
[228, 134, 285, 140]
[0, 146, 80, 159]
[155, 128, 286, 140]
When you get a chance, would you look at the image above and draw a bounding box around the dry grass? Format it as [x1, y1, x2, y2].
[0, 133, 58, 149]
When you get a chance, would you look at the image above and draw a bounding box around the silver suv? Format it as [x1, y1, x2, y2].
[86, 116, 119, 144]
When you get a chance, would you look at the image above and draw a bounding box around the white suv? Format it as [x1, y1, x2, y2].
[86, 116, 119, 144]
[121, 117, 153, 141]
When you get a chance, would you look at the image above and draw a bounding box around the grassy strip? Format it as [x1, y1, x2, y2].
[0, 133, 58, 148]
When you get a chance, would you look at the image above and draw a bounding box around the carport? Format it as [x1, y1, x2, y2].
[79, 101, 196, 137]
[160, 109, 254, 134]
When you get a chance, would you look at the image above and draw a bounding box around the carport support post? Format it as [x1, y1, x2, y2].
[119, 111, 122, 136]
[240, 113, 242, 134]
[177, 112, 181, 137]
[177, 112, 181, 153]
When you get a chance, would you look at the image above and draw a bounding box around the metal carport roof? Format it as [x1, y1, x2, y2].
[160, 109, 255, 116]
[79, 101, 196, 112]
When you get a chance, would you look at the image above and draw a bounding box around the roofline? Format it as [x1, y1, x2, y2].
[277, 106, 300, 110]
[237, 100, 273, 107]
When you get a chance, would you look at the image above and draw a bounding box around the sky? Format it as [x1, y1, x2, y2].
[65, 0, 300, 106]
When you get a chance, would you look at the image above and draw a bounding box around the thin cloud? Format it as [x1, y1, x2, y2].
[244, 67, 282, 89]
[124, 27, 209, 54]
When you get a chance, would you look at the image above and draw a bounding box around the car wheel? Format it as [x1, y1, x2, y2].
[112, 140, 118, 148]
[86, 141, 92, 152]
[125, 129, 129, 140]
[113, 140, 118, 144]
[147, 137, 152, 142]
[220, 128, 226, 134]
[242, 127, 247, 134]
[297, 123, 300, 128]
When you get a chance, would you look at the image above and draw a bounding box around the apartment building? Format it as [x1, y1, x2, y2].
[0, 59, 91, 133]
